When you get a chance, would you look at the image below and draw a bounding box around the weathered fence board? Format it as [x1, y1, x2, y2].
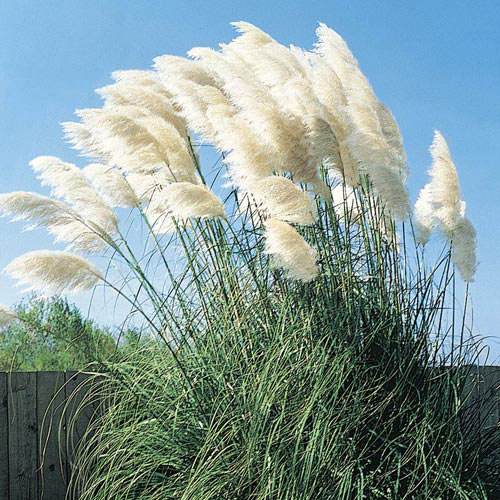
[63, 371, 98, 499]
[9, 372, 38, 500]
[37, 372, 67, 500]
[0, 373, 9, 499]
[0, 367, 498, 499]
[462, 365, 500, 431]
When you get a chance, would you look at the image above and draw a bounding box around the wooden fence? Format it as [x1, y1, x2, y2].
[0, 367, 499, 500]
[0, 371, 96, 500]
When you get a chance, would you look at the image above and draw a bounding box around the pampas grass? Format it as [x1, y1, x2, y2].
[1, 20, 492, 500]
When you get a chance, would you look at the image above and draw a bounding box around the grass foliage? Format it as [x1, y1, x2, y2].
[61, 177, 500, 499]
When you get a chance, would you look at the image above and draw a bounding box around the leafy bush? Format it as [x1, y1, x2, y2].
[0, 296, 119, 370]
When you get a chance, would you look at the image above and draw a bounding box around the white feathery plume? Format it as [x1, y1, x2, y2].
[66, 107, 161, 172]
[68, 106, 198, 183]
[204, 106, 275, 185]
[143, 191, 177, 235]
[49, 220, 111, 253]
[413, 183, 434, 245]
[131, 111, 198, 183]
[222, 23, 332, 192]
[0, 191, 82, 229]
[228, 21, 275, 49]
[111, 70, 173, 98]
[223, 22, 305, 91]
[30, 156, 118, 232]
[97, 81, 187, 139]
[376, 102, 407, 180]
[263, 218, 318, 282]
[307, 56, 359, 185]
[155, 55, 276, 184]
[83, 164, 138, 208]
[153, 56, 224, 140]
[414, 131, 464, 242]
[314, 24, 409, 216]
[414, 131, 477, 281]
[450, 217, 477, 282]
[158, 183, 226, 220]
[0, 192, 110, 253]
[4, 251, 103, 295]
[250, 176, 316, 225]
[125, 172, 163, 202]
[142, 182, 225, 234]
[188, 45, 318, 187]
[153, 55, 219, 87]
[62, 120, 111, 164]
[0, 305, 18, 327]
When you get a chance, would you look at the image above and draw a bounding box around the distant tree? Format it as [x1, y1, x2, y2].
[0, 296, 118, 371]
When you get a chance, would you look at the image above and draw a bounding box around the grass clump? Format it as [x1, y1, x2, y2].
[67, 187, 499, 499]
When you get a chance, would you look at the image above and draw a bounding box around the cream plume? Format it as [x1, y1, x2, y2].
[97, 80, 187, 139]
[450, 217, 477, 282]
[111, 70, 172, 97]
[0, 191, 82, 228]
[66, 105, 197, 184]
[314, 23, 409, 216]
[307, 57, 358, 185]
[83, 164, 138, 208]
[62, 120, 111, 164]
[4, 251, 103, 295]
[159, 183, 226, 220]
[0, 305, 18, 327]
[331, 183, 361, 223]
[155, 55, 276, 184]
[188, 44, 321, 188]
[0, 192, 111, 253]
[221, 23, 332, 192]
[65, 107, 161, 172]
[125, 172, 163, 202]
[143, 192, 177, 235]
[263, 218, 318, 282]
[30, 156, 118, 232]
[142, 182, 225, 234]
[414, 131, 464, 242]
[250, 176, 316, 224]
[153, 56, 223, 140]
[414, 131, 477, 281]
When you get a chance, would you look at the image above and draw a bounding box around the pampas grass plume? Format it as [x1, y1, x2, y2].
[264, 218, 318, 282]
[30, 156, 119, 233]
[83, 164, 138, 208]
[4, 251, 103, 295]
[160, 183, 226, 220]
[251, 176, 316, 225]
[414, 130, 477, 281]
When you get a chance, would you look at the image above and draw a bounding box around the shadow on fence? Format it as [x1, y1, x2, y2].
[0, 367, 499, 500]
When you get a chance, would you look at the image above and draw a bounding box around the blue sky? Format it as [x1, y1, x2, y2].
[1, 1, 499, 358]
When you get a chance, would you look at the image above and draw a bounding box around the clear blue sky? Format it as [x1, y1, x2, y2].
[1, 1, 499, 358]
